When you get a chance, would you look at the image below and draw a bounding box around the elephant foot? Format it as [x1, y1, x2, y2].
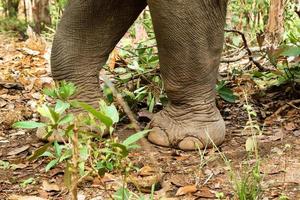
[147, 104, 225, 151]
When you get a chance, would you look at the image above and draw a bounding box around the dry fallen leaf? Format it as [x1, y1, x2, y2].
[139, 165, 156, 176]
[194, 187, 215, 198]
[285, 122, 296, 131]
[175, 185, 197, 196]
[8, 195, 47, 200]
[285, 163, 300, 184]
[293, 130, 300, 137]
[42, 180, 61, 192]
[7, 145, 30, 156]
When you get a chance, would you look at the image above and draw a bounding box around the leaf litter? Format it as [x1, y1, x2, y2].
[0, 32, 299, 199]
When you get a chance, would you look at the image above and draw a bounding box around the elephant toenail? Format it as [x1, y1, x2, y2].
[148, 127, 170, 147]
[178, 137, 204, 151]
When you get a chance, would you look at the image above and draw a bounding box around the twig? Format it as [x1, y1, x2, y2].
[225, 29, 267, 71]
[221, 50, 247, 63]
[273, 99, 300, 116]
[101, 75, 158, 166]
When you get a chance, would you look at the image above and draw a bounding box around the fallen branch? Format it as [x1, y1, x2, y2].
[275, 99, 300, 115]
[225, 29, 267, 71]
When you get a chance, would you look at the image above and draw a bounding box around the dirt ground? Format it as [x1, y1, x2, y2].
[0, 33, 300, 200]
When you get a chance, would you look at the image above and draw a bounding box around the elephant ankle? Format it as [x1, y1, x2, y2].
[147, 107, 226, 150]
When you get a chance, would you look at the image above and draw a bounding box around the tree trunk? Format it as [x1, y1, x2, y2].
[265, 0, 284, 46]
[32, 0, 51, 33]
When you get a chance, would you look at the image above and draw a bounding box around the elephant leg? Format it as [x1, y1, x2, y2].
[51, 0, 147, 107]
[147, 0, 228, 150]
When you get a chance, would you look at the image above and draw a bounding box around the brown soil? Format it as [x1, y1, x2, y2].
[0, 33, 299, 200]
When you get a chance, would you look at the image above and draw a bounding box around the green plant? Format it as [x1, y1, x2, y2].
[279, 194, 290, 200]
[0, 160, 10, 169]
[20, 177, 35, 188]
[215, 191, 225, 199]
[216, 80, 237, 103]
[0, 17, 28, 34]
[205, 91, 263, 200]
[252, 44, 300, 91]
[13, 81, 148, 200]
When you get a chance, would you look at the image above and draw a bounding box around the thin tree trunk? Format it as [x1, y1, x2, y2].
[265, 0, 284, 46]
[32, 0, 51, 33]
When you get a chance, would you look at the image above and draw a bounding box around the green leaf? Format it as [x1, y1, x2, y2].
[111, 143, 129, 157]
[122, 130, 150, 147]
[126, 144, 141, 150]
[0, 160, 10, 169]
[59, 150, 72, 162]
[58, 114, 74, 125]
[71, 101, 113, 127]
[28, 142, 53, 161]
[45, 158, 59, 172]
[245, 137, 257, 152]
[79, 161, 85, 176]
[55, 100, 70, 114]
[148, 97, 155, 113]
[99, 100, 119, 124]
[106, 162, 114, 171]
[119, 73, 132, 81]
[216, 82, 237, 103]
[53, 141, 62, 157]
[41, 151, 54, 158]
[80, 146, 89, 161]
[20, 177, 35, 188]
[114, 187, 131, 200]
[37, 105, 59, 124]
[58, 81, 76, 100]
[281, 46, 300, 57]
[12, 121, 46, 129]
[219, 87, 237, 103]
[43, 88, 57, 98]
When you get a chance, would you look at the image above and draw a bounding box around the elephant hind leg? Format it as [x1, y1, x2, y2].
[51, 0, 147, 107]
[147, 0, 228, 150]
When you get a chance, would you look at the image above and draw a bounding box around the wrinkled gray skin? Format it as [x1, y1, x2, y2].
[51, 0, 228, 150]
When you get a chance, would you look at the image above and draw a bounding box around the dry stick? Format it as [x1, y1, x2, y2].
[102, 75, 158, 166]
[273, 99, 300, 116]
[225, 29, 267, 71]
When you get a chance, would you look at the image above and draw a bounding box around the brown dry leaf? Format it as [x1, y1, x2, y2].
[0, 97, 7, 107]
[0, 81, 24, 90]
[139, 165, 156, 176]
[7, 145, 30, 156]
[175, 185, 197, 196]
[8, 195, 47, 200]
[13, 163, 28, 169]
[169, 174, 193, 187]
[107, 49, 118, 71]
[293, 130, 300, 137]
[285, 163, 300, 184]
[42, 180, 61, 192]
[285, 122, 296, 131]
[269, 129, 284, 141]
[194, 187, 215, 198]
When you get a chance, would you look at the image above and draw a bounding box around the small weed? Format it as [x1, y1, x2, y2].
[279, 194, 290, 200]
[215, 191, 225, 199]
[13, 81, 148, 200]
[20, 177, 35, 188]
[0, 160, 10, 169]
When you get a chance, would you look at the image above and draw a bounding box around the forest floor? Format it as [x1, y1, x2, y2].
[0, 33, 300, 200]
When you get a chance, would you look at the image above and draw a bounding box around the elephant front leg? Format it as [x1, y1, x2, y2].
[51, 0, 146, 107]
[147, 0, 228, 150]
